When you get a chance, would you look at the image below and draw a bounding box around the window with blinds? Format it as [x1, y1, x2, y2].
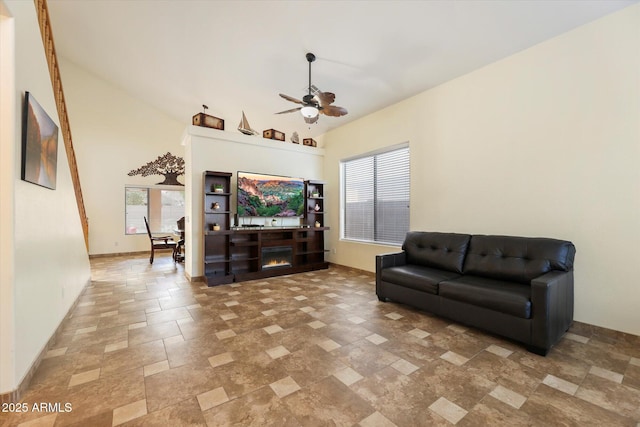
[342, 144, 409, 245]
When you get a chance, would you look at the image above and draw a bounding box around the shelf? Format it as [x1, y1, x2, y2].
[296, 250, 328, 256]
[230, 241, 259, 247]
[204, 255, 231, 264]
[204, 230, 232, 236]
[205, 192, 231, 196]
[231, 256, 259, 262]
[205, 210, 232, 214]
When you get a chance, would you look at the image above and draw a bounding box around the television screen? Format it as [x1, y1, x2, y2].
[237, 172, 305, 217]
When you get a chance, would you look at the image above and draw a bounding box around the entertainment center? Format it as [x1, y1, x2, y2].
[203, 171, 329, 286]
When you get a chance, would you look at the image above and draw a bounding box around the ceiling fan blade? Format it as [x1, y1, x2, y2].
[279, 93, 304, 105]
[275, 107, 302, 114]
[320, 105, 348, 117]
[316, 91, 336, 107]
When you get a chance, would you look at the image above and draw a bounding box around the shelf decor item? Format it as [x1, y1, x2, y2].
[213, 184, 224, 193]
[212, 223, 221, 231]
[212, 202, 220, 210]
[21, 92, 59, 190]
[291, 131, 300, 144]
[263, 129, 285, 141]
[193, 105, 224, 130]
[238, 111, 259, 135]
[303, 138, 317, 147]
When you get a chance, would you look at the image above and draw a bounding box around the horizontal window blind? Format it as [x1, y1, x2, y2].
[344, 156, 374, 241]
[342, 145, 409, 245]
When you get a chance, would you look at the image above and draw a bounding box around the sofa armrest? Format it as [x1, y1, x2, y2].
[375, 252, 406, 298]
[530, 270, 574, 353]
[377, 251, 406, 269]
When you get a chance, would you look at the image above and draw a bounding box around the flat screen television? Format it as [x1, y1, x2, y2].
[237, 172, 305, 217]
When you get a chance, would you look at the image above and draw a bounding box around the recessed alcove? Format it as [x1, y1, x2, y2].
[262, 246, 293, 270]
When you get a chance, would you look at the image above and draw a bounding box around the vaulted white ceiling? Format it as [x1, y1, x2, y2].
[48, 0, 636, 140]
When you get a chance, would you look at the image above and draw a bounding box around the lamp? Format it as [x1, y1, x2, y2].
[300, 105, 319, 119]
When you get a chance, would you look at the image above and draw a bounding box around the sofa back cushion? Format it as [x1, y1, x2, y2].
[463, 235, 576, 284]
[403, 232, 472, 274]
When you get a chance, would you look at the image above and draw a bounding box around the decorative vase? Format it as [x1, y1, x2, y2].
[314, 221, 321, 228]
[314, 203, 320, 212]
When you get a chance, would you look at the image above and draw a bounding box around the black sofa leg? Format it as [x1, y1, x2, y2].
[526, 345, 549, 356]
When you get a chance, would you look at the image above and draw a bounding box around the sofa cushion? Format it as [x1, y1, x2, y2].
[440, 275, 532, 319]
[463, 235, 576, 284]
[381, 265, 461, 294]
[402, 232, 472, 274]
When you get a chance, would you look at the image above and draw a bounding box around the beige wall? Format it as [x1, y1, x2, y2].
[1, 1, 91, 393]
[323, 4, 640, 336]
[0, 0, 16, 394]
[58, 59, 185, 255]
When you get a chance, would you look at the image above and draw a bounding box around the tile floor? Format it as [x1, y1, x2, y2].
[2, 254, 640, 426]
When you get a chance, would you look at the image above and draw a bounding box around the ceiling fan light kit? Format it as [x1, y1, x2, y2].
[300, 105, 319, 119]
[276, 52, 348, 124]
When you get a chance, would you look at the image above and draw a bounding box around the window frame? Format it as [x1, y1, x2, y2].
[340, 142, 410, 246]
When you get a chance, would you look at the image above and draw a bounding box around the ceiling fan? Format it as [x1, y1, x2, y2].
[276, 52, 348, 124]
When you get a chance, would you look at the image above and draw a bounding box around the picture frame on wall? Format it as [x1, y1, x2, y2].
[21, 91, 58, 190]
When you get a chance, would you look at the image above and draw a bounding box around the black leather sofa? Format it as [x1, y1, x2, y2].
[376, 232, 576, 355]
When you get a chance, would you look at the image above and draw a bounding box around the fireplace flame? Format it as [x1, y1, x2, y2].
[264, 259, 290, 267]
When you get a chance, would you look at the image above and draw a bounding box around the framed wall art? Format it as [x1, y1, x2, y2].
[21, 91, 58, 190]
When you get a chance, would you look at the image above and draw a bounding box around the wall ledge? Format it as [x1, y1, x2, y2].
[181, 125, 325, 156]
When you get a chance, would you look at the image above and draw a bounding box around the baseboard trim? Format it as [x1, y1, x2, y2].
[89, 251, 148, 259]
[0, 279, 89, 404]
[327, 262, 374, 277]
[187, 273, 205, 283]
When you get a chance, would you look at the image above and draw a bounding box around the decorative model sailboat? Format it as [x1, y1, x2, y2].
[237, 111, 258, 135]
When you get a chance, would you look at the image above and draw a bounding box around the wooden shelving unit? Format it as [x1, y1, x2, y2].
[202, 173, 329, 286]
[305, 180, 325, 228]
[203, 171, 233, 285]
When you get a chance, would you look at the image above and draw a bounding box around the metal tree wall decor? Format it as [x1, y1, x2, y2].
[128, 152, 185, 185]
